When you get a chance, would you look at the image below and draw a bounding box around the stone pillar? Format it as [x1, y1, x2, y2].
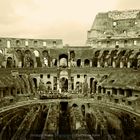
[101, 88, 104, 94]
[127, 61, 131, 68]
[104, 61, 108, 67]
[124, 90, 127, 97]
[90, 61, 92, 67]
[18, 61, 22, 68]
[34, 62, 37, 68]
[112, 61, 116, 68]
[117, 89, 120, 96]
[81, 61, 84, 67]
[68, 61, 71, 67]
[57, 60, 59, 67]
[57, 79, 59, 91]
[120, 61, 124, 68]
[97, 61, 100, 68]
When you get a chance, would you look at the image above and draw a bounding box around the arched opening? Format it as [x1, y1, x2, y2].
[81, 105, 85, 116]
[16, 49, 22, 55]
[60, 77, 68, 92]
[24, 50, 34, 67]
[34, 40, 38, 47]
[34, 50, 42, 67]
[93, 80, 97, 93]
[120, 50, 126, 56]
[112, 88, 117, 95]
[98, 86, 101, 93]
[52, 58, 57, 66]
[110, 50, 117, 66]
[71, 77, 74, 90]
[6, 57, 13, 68]
[103, 50, 109, 57]
[126, 89, 132, 97]
[92, 57, 98, 67]
[70, 51, 75, 60]
[119, 89, 124, 96]
[90, 78, 94, 93]
[77, 59, 81, 67]
[95, 50, 100, 57]
[42, 50, 50, 67]
[76, 82, 80, 91]
[60, 101, 68, 111]
[70, 51, 76, 67]
[84, 59, 90, 67]
[72, 103, 78, 107]
[25, 50, 31, 54]
[93, 50, 100, 67]
[42, 50, 48, 56]
[60, 70, 68, 78]
[16, 40, 20, 46]
[46, 81, 52, 91]
[59, 54, 68, 68]
[33, 78, 37, 89]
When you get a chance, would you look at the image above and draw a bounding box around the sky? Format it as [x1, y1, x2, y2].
[0, 0, 140, 45]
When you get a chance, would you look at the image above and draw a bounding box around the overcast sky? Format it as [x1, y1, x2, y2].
[0, 0, 140, 45]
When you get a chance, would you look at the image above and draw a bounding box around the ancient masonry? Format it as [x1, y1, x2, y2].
[0, 10, 140, 140]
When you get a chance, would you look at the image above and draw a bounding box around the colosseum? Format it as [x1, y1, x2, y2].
[0, 10, 140, 140]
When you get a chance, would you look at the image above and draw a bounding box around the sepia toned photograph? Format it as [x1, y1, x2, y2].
[0, 0, 140, 140]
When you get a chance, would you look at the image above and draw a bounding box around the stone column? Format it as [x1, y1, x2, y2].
[127, 61, 131, 68]
[112, 61, 116, 68]
[34, 61, 37, 68]
[104, 61, 107, 67]
[81, 61, 84, 67]
[68, 61, 71, 67]
[120, 61, 124, 68]
[18, 61, 22, 68]
[97, 61, 100, 68]
[57, 78, 59, 91]
[57, 60, 59, 67]
[90, 61, 92, 67]
[101, 88, 104, 94]
[117, 89, 121, 96]
[124, 90, 127, 97]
